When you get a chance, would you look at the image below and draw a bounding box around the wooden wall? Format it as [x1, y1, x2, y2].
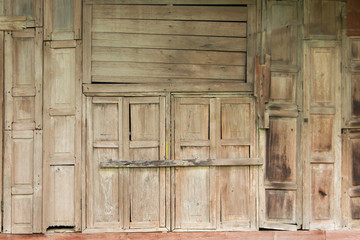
[0, 0, 359, 234]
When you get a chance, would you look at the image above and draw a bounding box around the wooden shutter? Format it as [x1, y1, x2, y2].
[86, 96, 168, 232]
[304, 0, 342, 39]
[3, 28, 42, 234]
[303, 41, 341, 229]
[44, 0, 81, 40]
[43, 41, 81, 231]
[4, 0, 42, 27]
[173, 96, 257, 231]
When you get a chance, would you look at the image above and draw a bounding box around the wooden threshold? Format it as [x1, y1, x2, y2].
[100, 158, 263, 168]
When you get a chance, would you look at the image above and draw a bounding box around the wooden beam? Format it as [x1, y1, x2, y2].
[0, 16, 26, 31]
[84, 0, 255, 5]
[83, 83, 253, 96]
[100, 158, 263, 168]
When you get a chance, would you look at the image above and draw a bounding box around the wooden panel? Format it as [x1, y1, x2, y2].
[174, 98, 215, 230]
[93, 5, 247, 21]
[269, 72, 296, 103]
[87, 99, 123, 230]
[310, 115, 334, 154]
[43, 42, 81, 231]
[88, 4, 247, 86]
[267, 1, 298, 67]
[125, 98, 166, 229]
[92, 33, 246, 52]
[305, 0, 340, 39]
[5, 28, 42, 130]
[266, 118, 297, 183]
[221, 102, 250, 141]
[266, 190, 296, 223]
[311, 164, 333, 221]
[4, 130, 42, 234]
[352, 74, 360, 118]
[44, 0, 81, 40]
[310, 47, 335, 106]
[348, 0, 360, 36]
[5, 0, 42, 27]
[92, 19, 246, 37]
[352, 139, 360, 186]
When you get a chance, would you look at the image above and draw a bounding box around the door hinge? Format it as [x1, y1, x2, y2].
[1, 201, 4, 212]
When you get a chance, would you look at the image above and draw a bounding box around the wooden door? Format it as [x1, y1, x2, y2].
[3, 28, 42, 234]
[172, 96, 257, 231]
[86, 96, 168, 232]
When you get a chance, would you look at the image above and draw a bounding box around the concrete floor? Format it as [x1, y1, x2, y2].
[0, 231, 360, 240]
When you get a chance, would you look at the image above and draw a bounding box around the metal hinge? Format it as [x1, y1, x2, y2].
[1, 201, 4, 212]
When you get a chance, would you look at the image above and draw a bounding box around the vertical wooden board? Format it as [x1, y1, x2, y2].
[175, 167, 214, 229]
[43, 42, 81, 231]
[174, 98, 215, 230]
[310, 47, 335, 106]
[310, 115, 334, 154]
[268, 1, 297, 66]
[221, 102, 250, 141]
[269, 72, 296, 103]
[50, 116, 75, 159]
[352, 74, 360, 118]
[351, 139, 360, 186]
[311, 164, 333, 221]
[351, 198, 360, 219]
[127, 99, 166, 229]
[219, 166, 250, 224]
[44, 0, 81, 40]
[48, 166, 75, 226]
[266, 118, 297, 183]
[93, 148, 119, 224]
[265, 190, 296, 223]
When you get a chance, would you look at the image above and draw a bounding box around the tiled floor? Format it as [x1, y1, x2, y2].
[0, 231, 360, 240]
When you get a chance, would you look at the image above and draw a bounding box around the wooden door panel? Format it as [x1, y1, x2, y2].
[5, 0, 42, 27]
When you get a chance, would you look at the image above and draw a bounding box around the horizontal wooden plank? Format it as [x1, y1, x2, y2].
[180, 140, 210, 147]
[93, 97, 119, 103]
[11, 185, 33, 195]
[100, 158, 263, 168]
[12, 87, 36, 97]
[0, 16, 26, 31]
[92, 33, 246, 51]
[92, 19, 247, 37]
[92, 62, 245, 80]
[264, 182, 297, 190]
[12, 122, 36, 131]
[130, 141, 159, 148]
[93, 5, 247, 21]
[12, 130, 33, 139]
[129, 97, 160, 104]
[49, 108, 76, 116]
[349, 186, 360, 197]
[85, 0, 255, 5]
[93, 141, 119, 148]
[50, 40, 77, 49]
[83, 83, 253, 95]
[92, 47, 246, 66]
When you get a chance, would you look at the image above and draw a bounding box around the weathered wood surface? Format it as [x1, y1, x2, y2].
[4, 0, 43, 27]
[100, 158, 263, 168]
[0, 16, 26, 30]
[85, 4, 248, 85]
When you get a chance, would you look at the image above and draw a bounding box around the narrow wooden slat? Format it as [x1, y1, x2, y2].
[92, 33, 247, 52]
[12, 130, 33, 139]
[92, 47, 246, 66]
[92, 19, 247, 37]
[83, 83, 253, 95]
[50, 40, 77, 49]
[93, 5, 247, 21]
[92, 62, 245, 80]
[0, 16, 26, 30]
[129, 140, 159, 148]
[180, 140, 210, 147]
[11, 185, 33, 195]
[85, 0, 255, 5]
[93, 141, 119, 148]
[100, 158, 263, 168]
[49, 108, 76, 116]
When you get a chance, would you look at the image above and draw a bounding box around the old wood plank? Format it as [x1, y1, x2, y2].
[83, 83, 253, 95]
[100, 158, 263, 168]
[85, 0, 255, 5]
[0, 16, 26, 30]
[92, 47, 246, 66]
[92, 62, 245, 80]
[83, 4, 92, 84]
[92, 19, 247, 37]
[92, 33, 247, 52]
[93, 5, 247, 21]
